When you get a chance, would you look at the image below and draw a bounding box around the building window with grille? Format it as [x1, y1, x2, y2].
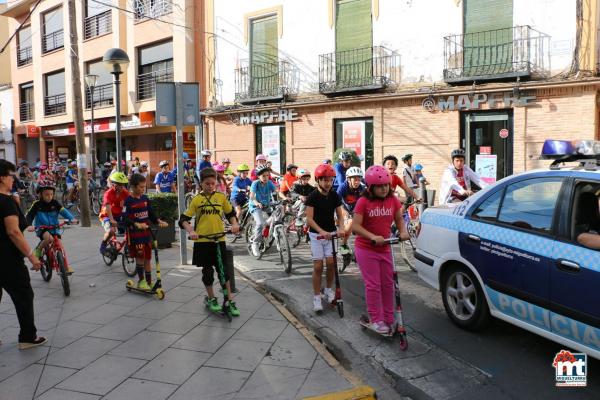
[42, 7, 64, 54]
[19, 82, 34, 122]
[85, 59, 114, 108]
[84, 0, 111, 40]
[134, 0, 173, 21]
[137, 40, 173, 100]
[44, 70, 66, 116]
[17, 26, 32, 67]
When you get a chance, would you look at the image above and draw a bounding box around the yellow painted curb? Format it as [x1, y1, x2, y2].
[301, 385, 377, 400]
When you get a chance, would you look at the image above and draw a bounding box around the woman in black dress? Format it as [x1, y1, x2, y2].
[0, 159, 46, 349]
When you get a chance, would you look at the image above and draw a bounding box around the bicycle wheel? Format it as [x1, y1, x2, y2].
[400, 239, 416, 272]
[121, 244, 137, 277]
[56, 251, 70, 297]
[91, 190, 101, 215]
[185, 192, 194, 210]
[40, 253, 52, 282]
[275, 225, 292, 274]
[245, 221, 255, 256]
[102, 241, 116, 266]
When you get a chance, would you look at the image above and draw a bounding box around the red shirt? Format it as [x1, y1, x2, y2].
[450, 169, 468, 201]
[354, 196, 402, 251]
[100, 188, 130, 218]
[280, 173, 298, 193]
[390, 173, 409, 192]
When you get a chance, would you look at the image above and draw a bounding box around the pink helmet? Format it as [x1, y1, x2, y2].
[365, 165, 391, 186]
[214, 164, 226, 173]
[256, 154, 267, 161]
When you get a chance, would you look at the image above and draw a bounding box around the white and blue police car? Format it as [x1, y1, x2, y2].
[414, 140, 600, 360]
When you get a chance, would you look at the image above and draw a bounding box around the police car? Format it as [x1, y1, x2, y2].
[414, 140, 600, 360]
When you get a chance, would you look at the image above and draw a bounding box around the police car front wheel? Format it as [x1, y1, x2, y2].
[441, 264, 489, 331]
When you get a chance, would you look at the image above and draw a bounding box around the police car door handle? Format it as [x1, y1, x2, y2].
[467, 234, 481, 242]
[557, 259, 580, 272]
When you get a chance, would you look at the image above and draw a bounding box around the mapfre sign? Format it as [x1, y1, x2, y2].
[422, 92, 536, 112]
[238, 109, 299, 125]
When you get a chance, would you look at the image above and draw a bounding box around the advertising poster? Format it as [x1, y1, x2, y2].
[183, 132, 196, 159]
[342, 121, 365, 169]
[261, 125, 281, 173]
[475, 154, 497, 184]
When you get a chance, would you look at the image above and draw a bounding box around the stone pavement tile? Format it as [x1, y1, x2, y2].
[237, 364, 309, 400]
[171, 324, 236, 353]
[109, 292, 152, 307]
[45, 320, 102, 348]
[158, 285, 199, 303]
[35, 388, 100, 400]
[231, 318, 287, 343]
[0, 326, 20, 352]
[294, 357, 353, 399]
[159, 276, 191, 291]
[55, 296, 113, 321]
[102, 378, 177, 400]
[175, 296, 211, 315]
[34, 309, 62, 331]
[0, 345, 49, 380]
[169, 366, 250, 400]
[87, 316, 155, 341]
[147, 311, 207, 335]
[230, 291, 267, 311]
[252, 302, 286, 321]
[45, 336, 121, 369]
[0, 363, 77, 400]
[72, 303, 135, 325]
[34, 365, 79, 398]
[180, 275, 206, 288]
[200, 311, 252, 329]
[204, 339, 270, 372]
[133, 347, 210, 384]
[109, 330, 180, 360]
[280, 323, 304, 340]
[262, 336, 317, 370]
[128, 300, 183, 319]
[0, 311, 20, 327]
[56, 354, 146, 396]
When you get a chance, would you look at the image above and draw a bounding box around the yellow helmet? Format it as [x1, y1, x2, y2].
[109, 172, 129, 184]
[237, 163, 250, 172]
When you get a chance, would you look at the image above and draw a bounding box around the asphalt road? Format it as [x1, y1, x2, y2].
[224, 234, 599, 400]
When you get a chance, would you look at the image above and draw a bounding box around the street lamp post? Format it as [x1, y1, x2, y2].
[103, 48, 130, 173]
[84, 74, 98, 180]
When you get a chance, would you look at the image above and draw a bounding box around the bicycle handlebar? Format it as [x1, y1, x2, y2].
[35, 221, 71, 230]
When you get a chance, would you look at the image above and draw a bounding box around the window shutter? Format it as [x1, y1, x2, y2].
[250, 16, 279, 97]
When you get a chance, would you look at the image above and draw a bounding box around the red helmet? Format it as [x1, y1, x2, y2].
[314, 164, 336, 179]
[365, 165, 390, 186]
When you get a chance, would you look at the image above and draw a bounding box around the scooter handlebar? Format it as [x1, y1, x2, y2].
[188, 230, 231, 240]
[316, 232, 339, 240]
[370, 237, 400, 245]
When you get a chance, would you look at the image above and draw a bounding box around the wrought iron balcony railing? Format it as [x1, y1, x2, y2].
[134, 0, 173, 21]
[443, 25, 551, 83]
[84, 10, 112, 40]
[319, 46, 400, 94]
[17, 45, 32, 67]
[44, 94, 66, 116]
[137, 67, 173, 100]
[235, 60, 298, 103]
[86, 83, 113, 108]
[19, 102, 34, 122]
[42, 29, 64, 53]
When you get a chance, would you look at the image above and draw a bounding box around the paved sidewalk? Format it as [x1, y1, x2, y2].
[0, 224, 354, 400]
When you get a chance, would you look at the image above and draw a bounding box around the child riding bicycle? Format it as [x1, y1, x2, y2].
[99, 172, 130, 255]
[351, 165, 409, 334]
[123, 173, 168, 290]
[26, 180, 78, 273]
[179, 167, 241, 316]
[306, 163, 345, 313]
[336, 166, 366, 254]
[230, 163, 252, 222]
[248, 164, 277, 257]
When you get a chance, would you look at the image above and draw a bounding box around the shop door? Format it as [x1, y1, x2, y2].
[334, 118, 373, 171]
[256, 124, 286, 175]
[462, 111, 512, 184]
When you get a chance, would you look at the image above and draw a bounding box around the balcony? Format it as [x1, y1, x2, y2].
[17, 45, 32, 67]
[235, 60, 298, 103]
[137, 67, 173, 100]
[84, 10, 112, 40]
[42, 29, 64, 53]
[443, 26, 551, 83]
[86, 83, 113, 109]
[19, 102, 34, 122]
[134, 0, 173, 21]
[44, 94, 66, 116]
[319, 46, 400, 95]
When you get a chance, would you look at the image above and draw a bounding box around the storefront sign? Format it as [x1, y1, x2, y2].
[480, 146, 492, 155]
[44, 112, 155, 137]
[475, 154, 497, 184]
[423, 93, 536, 112]
[342, 121, 365, 170]
[499, 128, 509, 139]
[56, 147, 69, 160]
[261, 125, 282, 173]
[239, 109, 299, 125]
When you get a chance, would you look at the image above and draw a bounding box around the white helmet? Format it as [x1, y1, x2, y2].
[346, 166, 363, 178]
[201, 150, 212, 157]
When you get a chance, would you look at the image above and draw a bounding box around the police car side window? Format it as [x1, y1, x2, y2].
[497, 178, 563, 234]
[471, 189, 503, 222]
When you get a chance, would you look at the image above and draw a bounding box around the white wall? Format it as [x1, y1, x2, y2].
[0, 86, 16, 163]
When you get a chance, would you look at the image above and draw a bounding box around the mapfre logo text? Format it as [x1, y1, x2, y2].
[553, 350, 587, 387]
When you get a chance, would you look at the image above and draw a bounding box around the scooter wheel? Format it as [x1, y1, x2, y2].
[126, 280, 134, 287]
[155, 288, 165, 300]
[399, 332, 408, 350]
[337, 302, 344, 318]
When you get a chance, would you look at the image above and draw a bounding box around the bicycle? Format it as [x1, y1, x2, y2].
[89, 179, 105, 215]
[18, 180, 36, 214]
[102, 227, 136, 277]
[225, 201, 250, 243]
[33, 222, 73, 296]
[395, 201, 420, 272]
[245, 200, 293, 274]
[283, 197, 310, 248]
[62, 181, 81, 215]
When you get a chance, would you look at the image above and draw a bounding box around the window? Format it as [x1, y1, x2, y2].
[137, 40, 173, 100]
[471, 189, 504, 222]
[334, 118, 373, 170]
[85, 59, 113, 108]
[570, 182, 600, 242]
[249, 16, 278, 97]
[255, 124, 286, 175]
[84, 0, 111, 40]
[335, 0, 373, 83]
[134, 0, 173, 20]
[42, 7, 64, 53]
[17, 26, 32, 66]
[19, 82, 34, 121]
[44, 70, 66, 116]
[497, 178, 563, 234]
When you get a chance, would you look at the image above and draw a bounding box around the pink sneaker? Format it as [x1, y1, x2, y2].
[371, 321, 390, 335]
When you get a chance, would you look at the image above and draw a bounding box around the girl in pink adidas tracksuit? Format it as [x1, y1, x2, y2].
[351, 165, 409, 334]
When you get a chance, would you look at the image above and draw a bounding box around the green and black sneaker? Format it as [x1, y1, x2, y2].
[205, 296, 222, 313]
[229, 301, 240, 317]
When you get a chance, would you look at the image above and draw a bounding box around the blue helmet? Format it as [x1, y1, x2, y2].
[415, 163, 423, 171]
[182, 152, 189, 160]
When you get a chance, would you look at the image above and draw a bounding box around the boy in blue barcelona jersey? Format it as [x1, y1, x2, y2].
[154, 160, 176, 193]
[333, 151, 352, 192]
[336, 166, 365, 254]
[248, 165, 277, 257]
[230, 163, 252, 222]
[195, 150, 213, 179]
[123, 173, 168, 290]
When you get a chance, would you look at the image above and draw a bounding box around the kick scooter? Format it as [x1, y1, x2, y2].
[316, 232, 344, 318]
[359, 237, 408, 350]
[126, 228, 165, 300]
